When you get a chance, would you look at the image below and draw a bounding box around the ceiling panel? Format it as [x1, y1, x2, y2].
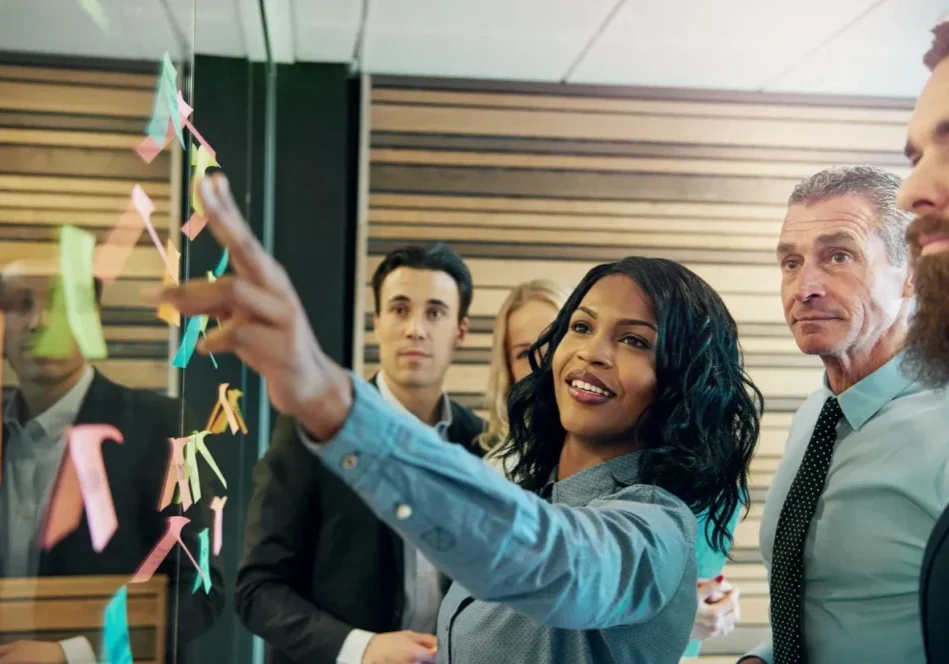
[290, 0, 362, 63]
[568, 0, 879, 90]
[765, 0, 948, 98]
[361, 0, 617, 81]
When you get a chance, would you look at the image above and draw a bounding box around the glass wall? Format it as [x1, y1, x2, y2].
[0, 1, 271, 662]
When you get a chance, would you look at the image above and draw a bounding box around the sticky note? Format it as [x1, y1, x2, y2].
[102, 586, 133, 664]
[206, 384, 248, 435]
[131, 516, 208, 587]
[79, 0, 108, 32]
[131, 185, 170, 271]
[61, 225, 107, 359]
[191, 145, 219, 216]
[135, 127, 171, 164]
[158, 239, 181, 326]
[181, 213, 208, 241]
[202, 330, 218, 369]
[94, 208, 145, 284]
[192, 528, 211, 594]
[40, 454, 83, 550]
[177, 90, 193, 119]
[210, 496, 226, 556]
[193, 430, 226, 489]
[33, 277, 73, 359]
[158, 436, 192, 511]
[213, 249, 229, 278]
[145, 54, 183, 150]
[69, 424, 123, 552]
[185, 434, 201, 505]
[172, 314, 207, 369]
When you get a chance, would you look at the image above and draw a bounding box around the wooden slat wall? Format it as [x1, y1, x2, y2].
[363, 76, 913, 660]
[0, 63, 175, 393]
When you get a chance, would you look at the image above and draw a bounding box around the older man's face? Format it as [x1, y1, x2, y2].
[899, 58, 949, 387]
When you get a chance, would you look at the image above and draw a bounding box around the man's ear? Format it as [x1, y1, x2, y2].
[456, 317, 469, 345]
[904, 264, 916, 299]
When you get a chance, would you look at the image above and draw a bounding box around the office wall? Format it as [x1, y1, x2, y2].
[362, 75, 912, 661]
[0, 60, 176, 394]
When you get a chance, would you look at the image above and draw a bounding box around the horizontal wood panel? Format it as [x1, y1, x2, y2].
[1, 62, 175, 396]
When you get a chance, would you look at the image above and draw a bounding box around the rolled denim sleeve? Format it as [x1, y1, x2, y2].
[297, 374, 694, 631]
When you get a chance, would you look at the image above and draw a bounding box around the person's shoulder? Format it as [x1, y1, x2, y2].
[448, 399, 485, 443]
[608, 483, 697, 543]
[91, 372, 179, 421]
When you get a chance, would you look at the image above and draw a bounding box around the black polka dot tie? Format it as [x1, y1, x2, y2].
[770, 396, 843, 664]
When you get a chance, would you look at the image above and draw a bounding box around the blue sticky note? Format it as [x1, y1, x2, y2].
[102, 585, 133, 664]
[192, 528, 211, 594]
[172, 314, 207, 369]
[212, 248, 229, 278]
[145, 53, 184, 149]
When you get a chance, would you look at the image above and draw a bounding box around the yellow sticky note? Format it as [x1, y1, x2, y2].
[191, 145, 219, 215]
[79, 0, 108, 32]
[157, 239, 181, 327]
[33, 277, 75, 358]
[60, 226, 107, 359]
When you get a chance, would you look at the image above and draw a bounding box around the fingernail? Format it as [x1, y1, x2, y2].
[714, 574, 725, 583]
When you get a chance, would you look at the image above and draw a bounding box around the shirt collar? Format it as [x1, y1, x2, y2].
[824, 352, 916, 430]
[4, 366, 95, 441]
[376, 371, 453, 434]
[544, 451, 643, 507]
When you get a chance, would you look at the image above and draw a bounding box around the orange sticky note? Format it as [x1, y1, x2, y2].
[135, 130, 170, 164]
[206, 383, 248, 435]
[94, 208, 145, 284]
[180, 213, 208, 241]
[130, 516, 208, 587]
[40, 454, 84, 550]
[68, 424, 123, 552]
[158, 436, 192, 511]
[157, 239, 180, 326]
[210, 496, 226, 556]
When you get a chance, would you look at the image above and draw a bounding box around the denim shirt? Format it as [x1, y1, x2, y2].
[299, 375, 700, 664]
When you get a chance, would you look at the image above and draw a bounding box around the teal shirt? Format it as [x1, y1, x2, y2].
[745, 353, 949, 664]
[681, 505, 742, 658]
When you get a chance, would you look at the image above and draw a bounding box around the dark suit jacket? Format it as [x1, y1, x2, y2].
[0, 370, 225, 663]
[235, 377, 484, 664]
[921, 502, 949, 662]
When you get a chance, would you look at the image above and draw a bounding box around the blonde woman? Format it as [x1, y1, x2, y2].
[480, 278, 743, 659]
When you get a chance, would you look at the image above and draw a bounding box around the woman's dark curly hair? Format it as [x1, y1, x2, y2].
[503, 257, 763, 554]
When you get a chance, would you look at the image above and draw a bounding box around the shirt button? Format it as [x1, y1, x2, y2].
[341, 454, 359, 470]
[396, 504, 412, 520]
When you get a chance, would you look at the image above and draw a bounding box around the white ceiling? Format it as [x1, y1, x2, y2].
[0, 0, 945, 98]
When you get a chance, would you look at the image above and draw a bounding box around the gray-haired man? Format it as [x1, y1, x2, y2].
[741, 165, 949, 664]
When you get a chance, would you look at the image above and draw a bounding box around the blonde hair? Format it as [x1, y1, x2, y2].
[478, 279, 568, 454]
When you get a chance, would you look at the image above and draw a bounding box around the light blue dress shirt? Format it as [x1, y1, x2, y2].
[744, 353, 949, 664]
[300, 375, 700, 664]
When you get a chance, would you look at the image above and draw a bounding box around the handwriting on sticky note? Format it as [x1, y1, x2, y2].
[102, 585, 133, 664]
[40, 454, 83, 550]
[210, 496, 226, 556]
[181, 213, 208, 241]
[94, 208, 145, 284]
[69, 424, 123, 552]
[192, 528, 211, 594]
[172, 314, 206, 369]
[61, 225, 107, 359]
[158, 239, 181, 326]
[33, 278, 74, 358]
[131, 516, 208, 587]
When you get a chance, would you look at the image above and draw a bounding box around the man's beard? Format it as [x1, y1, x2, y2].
[904, 215, 949, 388]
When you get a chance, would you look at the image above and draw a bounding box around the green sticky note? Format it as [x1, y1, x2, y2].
[192, 528, 211, 594]
[194, 431, 227, 489]
[185, 435, 201, 504]
[60, 225, 107, 359]
[33, 277, 74, 358]
[79, 0, 108, 32]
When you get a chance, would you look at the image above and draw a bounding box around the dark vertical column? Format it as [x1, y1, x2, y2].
[179, 55, 267, 664]
[273, 63, 359, 368]
[177, 58, 358, 664]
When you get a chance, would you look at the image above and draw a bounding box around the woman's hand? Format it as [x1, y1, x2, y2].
[690, 576, 740, 641]
[158, 175, 352, 439]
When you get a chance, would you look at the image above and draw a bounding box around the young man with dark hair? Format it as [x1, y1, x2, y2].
[236, 243, 484, 664]
[0, 266, 223, 664]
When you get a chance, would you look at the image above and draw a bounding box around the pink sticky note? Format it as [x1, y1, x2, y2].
[40, 455, 84, 550]
[180, 213, 208, 241]
[94, 208, 145, 284]
[182, 118, 216, 160]
[158, 436, 192, 511]
[68, 424, 124, 552]
[131, 516, 208, 587]
[135, 122, 174, 164]
[130, 185, 171, 274]
[177, 90, 193, 119]
[210, 496, 226, 556]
